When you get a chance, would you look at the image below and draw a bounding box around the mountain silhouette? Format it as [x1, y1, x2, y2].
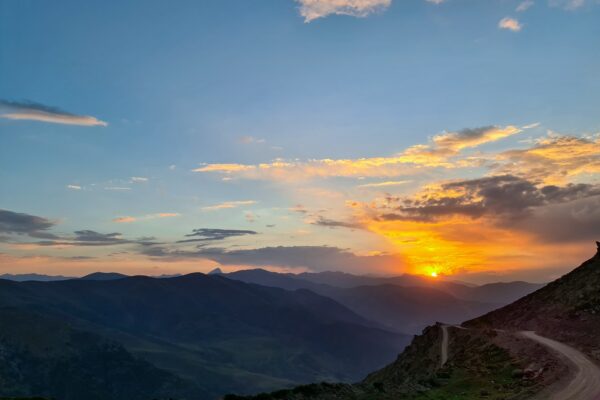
[0, 273, 410, 399]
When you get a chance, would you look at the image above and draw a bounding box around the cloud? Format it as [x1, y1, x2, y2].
[296, 0, 391, 22]
[0, 100, 107, 127]
[358, 180, 412, 188]
[176, 228, 258, 243]
[498, 17, 522, 31]
[154, 213, 179, 218]
[0, 209, 58, 239]
[378, 175, 600, 222]
[104, 186, 132, 191]
[112, 213, 180, 223]
[239, 136, 266, 144]
[130, 177, 148, 183]
[495, 134, 600, 184]
[201, 200, 257, 211]
[426, 0, 446, 4]
[549, 0, 586, 10]
[67, 185, 82, 190]
[144, 244, 402, 273]
[311, 216, 365, 229]
[113, 216, 136, 223]
[516, 0, 534, 11]
[195, 125, 522, 181]
[73, 230, 124, 244]
[367, 175, 600, 245]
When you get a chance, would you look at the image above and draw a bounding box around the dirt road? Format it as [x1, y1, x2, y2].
[440, 324, 449, 367]
[521, 331, 600, 400]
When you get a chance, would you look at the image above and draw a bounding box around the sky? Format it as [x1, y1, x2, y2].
[1, 0, 599, 283]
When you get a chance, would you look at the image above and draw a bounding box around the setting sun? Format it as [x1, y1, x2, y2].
[430, 272, 438, 278]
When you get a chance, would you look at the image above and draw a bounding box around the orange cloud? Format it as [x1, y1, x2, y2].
[201, 200, 257, 211]
[496, 134, 600, 184]
[194, 125, 522, 181]
[113, 216, 136, 223]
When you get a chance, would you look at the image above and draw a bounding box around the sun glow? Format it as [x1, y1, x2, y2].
[430, 271, 438, 278]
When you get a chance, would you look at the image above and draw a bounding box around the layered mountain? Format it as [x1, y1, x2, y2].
[0, 273, 410, 399]
[225, 269, 538, 334]
[226, 243, 600, 400]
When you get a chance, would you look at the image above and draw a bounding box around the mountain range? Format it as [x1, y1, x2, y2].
[0, 273, 408, 399]
[0, 264, 551, 399]
[226, 242, 600, 400]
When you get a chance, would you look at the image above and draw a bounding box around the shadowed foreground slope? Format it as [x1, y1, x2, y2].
[0, 273, 410, 399]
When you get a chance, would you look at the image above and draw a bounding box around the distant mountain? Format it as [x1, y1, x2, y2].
[0, 273, 74, 282]
[79, 272, 128, 280]
[0, 273, 410, 399]
[225, 269, 533, 334]
[296, 270, 543, 304]
[226, 243, 600, 400]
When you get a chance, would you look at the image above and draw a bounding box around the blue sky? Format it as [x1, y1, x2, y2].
[1, 0, 599, 282]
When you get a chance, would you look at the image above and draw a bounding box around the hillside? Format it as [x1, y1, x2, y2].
[0, 274, 410, 398]
[226, 243, 600, 400]
[467, 242, 600, 363]
[0, 308, 200, 400]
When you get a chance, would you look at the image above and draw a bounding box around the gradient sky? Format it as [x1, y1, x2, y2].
[1, 0, 599, 283]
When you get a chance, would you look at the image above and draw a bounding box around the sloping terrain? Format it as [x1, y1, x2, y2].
[467, 243, 600, 365]
[0, 274, 410, 398]
[0, 308, 200, 400]
[226, 244, 600, 400]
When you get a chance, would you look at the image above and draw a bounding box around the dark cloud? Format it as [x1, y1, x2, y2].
[176, 228, 258, 243]
[0, 209, 59, 239]
[382, 175, 600, 223]
[513, 196, 600, 242]
[142, 245, 402, 273]
[0, 99, 107, 126]
[377, 175, 600, 243]
[73, 230, 123, 243]
[312, 216, 364, 230]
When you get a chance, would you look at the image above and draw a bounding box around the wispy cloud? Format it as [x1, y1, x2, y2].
[194, 125, 522, 181]
[130, 177, 149, 183]
[176, 228, 257, 243]
[104, 186, 132, 191]
[66, 184, 82, 190]
[113, 216, 137, 223]
[201, 200, 257, 211]
[112, 213, 180, 223]
[0, 100, 107, 127]
[498, 17, 522, 31]
[516, 0, 534, 11]
[358, 180, 412, 188]
[549, 0, 586, 10]
[296, 0, 391, 22]
[239, 136, 266, 144]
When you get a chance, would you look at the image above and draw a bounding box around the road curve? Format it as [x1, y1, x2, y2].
[440, 325, 449, 367]
[521, 331, 600, 400]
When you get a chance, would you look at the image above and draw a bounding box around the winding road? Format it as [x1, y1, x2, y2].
[439, 327, 600, 399]
[440, 324, 449, 367]
[520, 331, 600, 400]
